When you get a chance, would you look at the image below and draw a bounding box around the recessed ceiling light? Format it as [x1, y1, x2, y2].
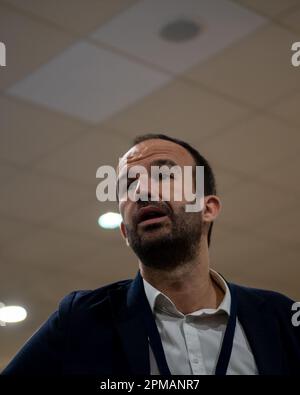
[0, 305, 27, 324]
[159, 19, 201, 43]
[98, 212, 122, 229]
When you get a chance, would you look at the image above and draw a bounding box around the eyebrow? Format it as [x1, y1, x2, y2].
[116, 159, 179, 199]
[149, 159, 178, 168]
[118, 159, 178, 181]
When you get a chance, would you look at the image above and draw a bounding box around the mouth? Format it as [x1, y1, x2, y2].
[137, 206, 170, 227]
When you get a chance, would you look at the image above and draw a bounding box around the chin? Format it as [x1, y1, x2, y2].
[139, 224, 170, 237]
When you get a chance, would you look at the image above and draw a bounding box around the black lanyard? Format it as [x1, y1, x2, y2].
[140, 281, 238, 375]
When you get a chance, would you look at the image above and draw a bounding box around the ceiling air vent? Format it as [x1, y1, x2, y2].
[159, 19, 201, 43]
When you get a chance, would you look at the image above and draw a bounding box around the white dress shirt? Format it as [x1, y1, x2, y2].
[143, 269, 258, 375]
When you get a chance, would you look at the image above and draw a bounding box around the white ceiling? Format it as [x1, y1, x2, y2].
[8, 41, 170, 122]
[91, 0, 266, 73]
[0, 0, 299, 370]
[7, 0, 266, 122]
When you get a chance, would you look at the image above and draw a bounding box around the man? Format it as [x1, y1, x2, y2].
[2, 133, 300, 375]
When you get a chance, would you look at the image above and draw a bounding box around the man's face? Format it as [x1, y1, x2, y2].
[118, 139, 204, 270]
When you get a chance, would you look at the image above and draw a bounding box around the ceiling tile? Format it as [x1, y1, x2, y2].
[0, 171, 92, 223]
[208, 220, 234, 261]
[0, 231, 135, 305]
[3, 0, 138, 35]
[268, 91, 300, 127]
[34, 128, 129, 185]
[0, 227, 101, 270]
[0, 94, 89, 165]
[213, 167, 243, 196]
[8, 41, 170, 123]
[92, 0, 265, 74]
[211, 227, 300, 299]
[0, 252, 94, 306]
[219, 180, 298, 229]
[69, 242, 138, 288]
[104, 79, 249, 142]
[233, 0, 300, 17]
[200, 114, 300, 176]
[0, 3, 75, 90]
[279, 5, 300, 33]
[0, 217, 39, 249]
[45, 199, 121, 241]
[257, 153, 300, 196]
[254, 206, 300, 248]
[0, 162, 20, 185]
[186, 24, 300, 106]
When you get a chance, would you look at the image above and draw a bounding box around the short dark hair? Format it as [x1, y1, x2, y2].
[131, 133, 217, 248]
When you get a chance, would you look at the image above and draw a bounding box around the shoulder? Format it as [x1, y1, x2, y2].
[234, 282, 295, 302]
[232, 282, 297, 317]
[57, 278, 133, 316]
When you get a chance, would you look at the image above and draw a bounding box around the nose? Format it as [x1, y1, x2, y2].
[129, 174, 160, 202]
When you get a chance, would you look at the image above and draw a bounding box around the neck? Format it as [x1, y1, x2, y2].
[139, 238, 224, 315]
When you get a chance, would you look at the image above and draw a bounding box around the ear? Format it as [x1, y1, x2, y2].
[120, 222, 130, 247]
[202, 195, 222, 224]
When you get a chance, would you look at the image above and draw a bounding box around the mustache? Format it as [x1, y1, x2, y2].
[132, 200, 172, 225]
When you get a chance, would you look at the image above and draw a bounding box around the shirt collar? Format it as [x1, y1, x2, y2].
[143, 269, 231, 318]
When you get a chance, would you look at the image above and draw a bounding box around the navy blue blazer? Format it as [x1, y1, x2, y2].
[2, 270, 300, 375]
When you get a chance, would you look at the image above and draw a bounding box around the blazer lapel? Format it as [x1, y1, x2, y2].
[108, 270, 151, 375]
[234, 284, 286, 375]
[108, 274, 285, 375]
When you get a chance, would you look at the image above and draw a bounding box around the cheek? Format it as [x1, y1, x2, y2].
[119, 201, 132, 225]
[169, 202, 184, 219]
[119, 201, 127, 220]
[172, 178, 185, 202]
[158, 178, 182, 203]
[169, 176, 193, 205]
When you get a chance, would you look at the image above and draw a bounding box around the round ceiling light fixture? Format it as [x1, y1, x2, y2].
[0, 304, 27, 325]
[98, 212, 122, 229]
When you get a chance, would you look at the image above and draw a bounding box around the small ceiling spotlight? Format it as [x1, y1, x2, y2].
[0, 303, 27, 326]
[98, 212, 122, 229]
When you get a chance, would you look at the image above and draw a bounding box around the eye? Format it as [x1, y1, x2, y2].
[127, 177, 135, 189]
[127, 176, 140, 191]
[159, 172, 174, 180]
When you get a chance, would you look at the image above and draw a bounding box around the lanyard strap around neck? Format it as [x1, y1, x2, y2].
[215, 283, 237, 375]
[141, 281, 238, 376]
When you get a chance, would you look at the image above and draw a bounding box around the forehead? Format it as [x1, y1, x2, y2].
[118, 139, 195, 171]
